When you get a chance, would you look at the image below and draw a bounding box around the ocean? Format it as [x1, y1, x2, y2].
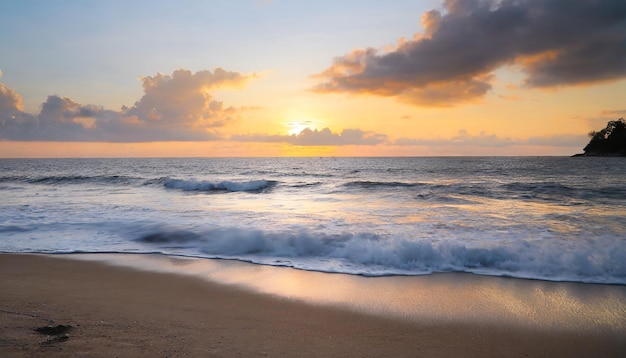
[1, 157, 624, 284]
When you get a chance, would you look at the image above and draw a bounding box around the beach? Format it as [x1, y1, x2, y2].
[1, 254, 624, 357]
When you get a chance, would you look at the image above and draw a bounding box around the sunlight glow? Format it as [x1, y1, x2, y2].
[285, 114, 324, 136]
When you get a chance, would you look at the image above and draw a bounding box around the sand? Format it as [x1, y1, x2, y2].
[1, 253, 625, 357]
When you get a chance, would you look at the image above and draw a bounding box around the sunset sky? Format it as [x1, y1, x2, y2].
[1, 0, 625, 157]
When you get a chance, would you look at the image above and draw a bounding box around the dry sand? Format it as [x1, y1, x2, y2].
[1, 253, 624, 357]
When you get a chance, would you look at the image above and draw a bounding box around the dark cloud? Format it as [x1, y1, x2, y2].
[232, 127, 388, 146]
[314, 0, 626, 106]
[0, 68, 253, 142]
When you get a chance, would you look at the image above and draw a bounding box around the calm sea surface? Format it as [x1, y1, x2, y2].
[1, 157, 624, 284]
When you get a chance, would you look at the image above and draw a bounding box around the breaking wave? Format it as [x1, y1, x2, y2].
[134, 226, 626, 284]
[0, 175, 277, 193]
[163, 178, 276, 193]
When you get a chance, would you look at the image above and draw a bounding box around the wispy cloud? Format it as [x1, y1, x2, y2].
[585, 109, 626, 130]
[0, 68, 254, 141]
[394, 130, 587, 148]
[313, 0, 626, 106]
[600, 109, 626, 117]
[232, 127, 388, 146]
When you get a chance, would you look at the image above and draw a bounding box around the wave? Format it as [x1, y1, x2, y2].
[503, 182, 626, 201]
[0, 174, 277, 193]
[343, 180, 427, 189]
[342, 180, 626, 203]
[4, 172, 622, 202]
[0, 175, 139, 186]
[134, 227, 626, 284]
[163, 178, 276, 193]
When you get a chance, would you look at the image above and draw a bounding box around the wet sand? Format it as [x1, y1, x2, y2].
[1, 253, 625, 357]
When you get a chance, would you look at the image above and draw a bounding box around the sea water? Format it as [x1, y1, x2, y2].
[1, 157, 624, 284]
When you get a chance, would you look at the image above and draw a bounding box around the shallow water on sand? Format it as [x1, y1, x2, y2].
[67, 253, 626, 333]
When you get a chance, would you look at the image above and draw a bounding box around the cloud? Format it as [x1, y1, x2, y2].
[0, 83, 24, 113]
[394, 130, 515, 147]
[585, 109, 626, 131]
[236, 127, 585, 149]
[600, 109, 626, 117]
[314, 0, 626, 106]
[394, 130, 586, 148]
[232, 127, 388, 146]
[524, 134, 588, 147]
[0, 68, 254, 141]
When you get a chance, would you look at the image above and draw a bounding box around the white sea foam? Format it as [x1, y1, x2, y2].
[133, 226, 626, 284]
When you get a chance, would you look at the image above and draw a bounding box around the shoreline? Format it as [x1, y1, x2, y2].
[1, 253, 625, 357]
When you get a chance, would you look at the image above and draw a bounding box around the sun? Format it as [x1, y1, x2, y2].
[286, 118, 320, 135]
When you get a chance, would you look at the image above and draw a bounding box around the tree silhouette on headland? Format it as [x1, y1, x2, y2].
[575, 118, 626, 157]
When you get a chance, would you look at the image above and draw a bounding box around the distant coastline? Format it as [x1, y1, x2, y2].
[572, 152, 625, 157]
[573, 118, 626, 157]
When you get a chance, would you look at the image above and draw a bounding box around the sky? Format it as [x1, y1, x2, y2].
[1, 0, 625, 157]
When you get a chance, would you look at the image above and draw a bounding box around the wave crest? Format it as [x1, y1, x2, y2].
[0, 175, 137, 185]
[134, 227, 626, 284]
[163, 178, 276, 192]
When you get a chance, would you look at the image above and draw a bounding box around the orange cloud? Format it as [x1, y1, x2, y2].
[0, 83, 24, 112]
